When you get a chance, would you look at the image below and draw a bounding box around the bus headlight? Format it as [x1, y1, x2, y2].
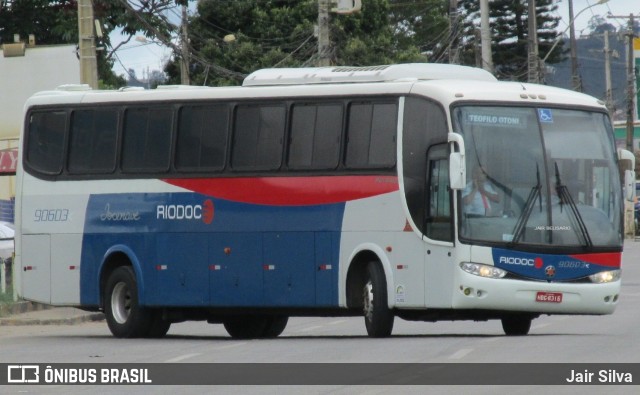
[589, 270, 621, 284]
[460, 262, 507, 279]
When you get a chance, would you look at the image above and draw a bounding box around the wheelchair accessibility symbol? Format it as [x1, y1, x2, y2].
[538, 108, 553, 123]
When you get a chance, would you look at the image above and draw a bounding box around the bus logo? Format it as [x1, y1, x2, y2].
[545, 265, 556, 278]
[202, 199, 214, 224]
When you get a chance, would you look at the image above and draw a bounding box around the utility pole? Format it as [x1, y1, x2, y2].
[527, 0, 539, 83]
[77, 0, 98, 89]
[448, 0, 460, 64]
[180, 4, 190, 85]
[568, 0, 581, 91]
[626, 14, 637, 151]
[479, 0, 493, 73]
[317, 0, 331, 66]
[603, 30, 614, 117]
[609, 13, 637, 151]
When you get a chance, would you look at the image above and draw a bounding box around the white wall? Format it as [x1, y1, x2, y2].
[0, 44, 80, 140]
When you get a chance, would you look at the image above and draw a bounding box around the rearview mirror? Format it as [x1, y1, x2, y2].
[449, 152, 466, 190]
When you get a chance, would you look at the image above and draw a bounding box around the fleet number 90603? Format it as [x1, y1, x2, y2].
[34, 209, 69, 222]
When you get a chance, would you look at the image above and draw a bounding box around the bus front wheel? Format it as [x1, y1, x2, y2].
[501, 316, 532, 336]
[363, 262, 394, 337]
[104, 266, 153, 338]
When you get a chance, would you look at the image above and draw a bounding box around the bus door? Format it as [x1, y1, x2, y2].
[423, 143, 455, 307]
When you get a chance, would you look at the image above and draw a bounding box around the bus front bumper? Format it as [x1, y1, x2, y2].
[452, 267, 620, 315]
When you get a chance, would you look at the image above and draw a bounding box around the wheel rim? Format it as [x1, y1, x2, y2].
[111, 282, 131, 324]
[363, 280, 374, 322]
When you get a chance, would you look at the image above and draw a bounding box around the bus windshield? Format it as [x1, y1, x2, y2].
[454, 106, 622, 250]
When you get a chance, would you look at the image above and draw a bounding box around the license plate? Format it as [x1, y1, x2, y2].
[535, 291, 563, 303]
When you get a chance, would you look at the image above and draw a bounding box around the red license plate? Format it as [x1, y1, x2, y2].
[535, 291, 563, 303]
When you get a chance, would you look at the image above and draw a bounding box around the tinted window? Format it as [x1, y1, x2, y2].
[232, 105, 285, 171]
[26, 111, 66, 175]
[345, 102, 397, 168]
[68, 109, 118, 174]
[122, 107, 172, 172]
[176, 105, 229, 171]
[425, 144, 452, 242]
[289, 103, 342, 169]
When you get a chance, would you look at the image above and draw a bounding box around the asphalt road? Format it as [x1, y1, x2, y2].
[1, 240, 640, 394]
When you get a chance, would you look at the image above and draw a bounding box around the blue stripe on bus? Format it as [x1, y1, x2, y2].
[79, 193, 345, 308]
[492, 248, 619, 281]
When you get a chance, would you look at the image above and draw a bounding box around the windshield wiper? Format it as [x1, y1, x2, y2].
[509, 164, 542, 246]
[554, 162, 593, 248]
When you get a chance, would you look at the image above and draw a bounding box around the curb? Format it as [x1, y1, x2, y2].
[0, 311, 105, 326]
[0, 300, 52, 317]
[0, 301, 105, 326]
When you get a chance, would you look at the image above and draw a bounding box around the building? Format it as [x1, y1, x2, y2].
[0, 43, 80, 222]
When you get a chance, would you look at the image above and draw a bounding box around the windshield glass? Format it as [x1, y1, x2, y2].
[454, 106, 622, 250]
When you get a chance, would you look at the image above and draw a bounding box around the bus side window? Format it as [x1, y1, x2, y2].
[68, 109, 118, 174]
[232, 104, 286, 171]
[425, 144, 452, 242]
[26, 111, 67, 175]
[345, 101, 397, 169]
[176, 105, 229, 172]
[122, 107, 173, 173]
[288, 103, 342, 170]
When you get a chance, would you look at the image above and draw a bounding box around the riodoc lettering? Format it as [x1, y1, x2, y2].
[157, 204, 202, 220]
[499, 256, 535, 266]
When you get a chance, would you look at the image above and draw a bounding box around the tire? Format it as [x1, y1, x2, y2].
[261, 315, 288, 338]
[501, 316, 532, 336]
[146, 310, 171, 338]
[223, 316, 269, 339]
[104, 266, 153, 338]
[363, 262, 394, 337]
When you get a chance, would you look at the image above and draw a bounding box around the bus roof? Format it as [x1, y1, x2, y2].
[24, 65, 605, 112]
[242, 63, 497, 86]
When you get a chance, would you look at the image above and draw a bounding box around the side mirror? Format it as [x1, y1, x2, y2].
[448, 133, 466, 190]
[624, 169, 635, 202]
[450, 152, 466, 190]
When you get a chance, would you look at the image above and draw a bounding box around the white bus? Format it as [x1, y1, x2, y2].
[15, 64, 623, 338]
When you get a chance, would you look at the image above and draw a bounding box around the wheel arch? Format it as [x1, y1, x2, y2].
[98, 245, 145, 309]
[344, 243, 395, 309]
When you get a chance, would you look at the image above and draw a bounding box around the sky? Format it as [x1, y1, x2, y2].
[556, 0, 638, 35]
[110, 0, 639, 81]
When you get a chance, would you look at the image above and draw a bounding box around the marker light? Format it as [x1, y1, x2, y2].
[589, 270, 621, 284]
[460, 262, 507, 279]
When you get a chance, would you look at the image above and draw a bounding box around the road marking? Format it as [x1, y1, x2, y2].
[299, 325, 323, 332]
[164, 353, 201, 363]
[533, 323, 550, 330]
[212, 342, 247, 350]
[328, 320, 347, 325]
[448, 348, 473, 360]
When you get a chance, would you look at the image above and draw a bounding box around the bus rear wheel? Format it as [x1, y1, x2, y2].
[501, 316, 532, 336]
[223, 315, 289, 339]
[104, 266, 153, 338]
[146, 310, 171, 338]
[363, 262, 394, 337]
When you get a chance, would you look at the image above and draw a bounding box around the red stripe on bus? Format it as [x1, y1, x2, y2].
[163, 175, 399, 206]
[569, 252, 621, 268]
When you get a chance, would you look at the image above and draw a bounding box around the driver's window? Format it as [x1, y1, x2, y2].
[425, 144, 452, 241]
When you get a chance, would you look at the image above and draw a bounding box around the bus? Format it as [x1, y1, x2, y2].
[15, 63, 624, 338]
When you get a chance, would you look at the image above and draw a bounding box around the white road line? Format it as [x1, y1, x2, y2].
[212, 342, 247, 350]
[328, 320, 347, 325]
[299, 325, 323, 332]
[164, 353, 202, 363]
[448, 348, 473, 360]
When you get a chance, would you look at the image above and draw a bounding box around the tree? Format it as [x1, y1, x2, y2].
[457, 0, 563, 81]
[0, 0, 189, 88]
[388, 0, 451, 62]
[168, 0, 429, 86]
